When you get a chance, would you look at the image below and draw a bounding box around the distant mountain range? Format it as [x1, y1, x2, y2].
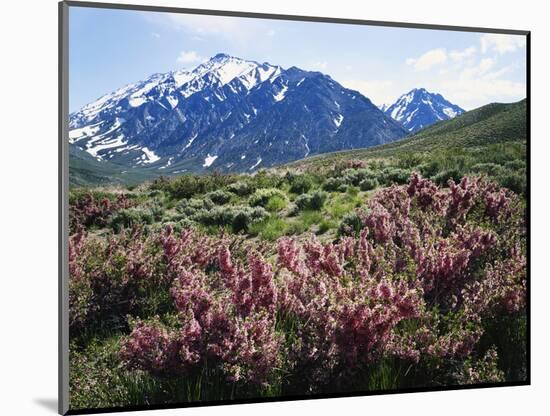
[382, 88, 464, 133]
[69, 53, 407, 175]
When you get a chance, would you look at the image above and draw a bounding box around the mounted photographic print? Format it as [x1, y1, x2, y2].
[59, 1, 530, 414]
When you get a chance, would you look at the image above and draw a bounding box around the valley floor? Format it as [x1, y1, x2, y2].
[68, 141, 527, 410]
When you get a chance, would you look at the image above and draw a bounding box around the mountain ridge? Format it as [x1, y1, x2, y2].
[69, 53, 407, 175]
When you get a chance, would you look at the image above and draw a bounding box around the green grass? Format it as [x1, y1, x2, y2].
[249, 216, 290, 241]
[265, 195, 288, 212]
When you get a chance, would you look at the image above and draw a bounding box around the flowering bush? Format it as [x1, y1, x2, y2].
[68, 226, 238, 333]
[121, 247, 283, 387]
[70, 172, 526, 402]
[69, 192, 134, 233]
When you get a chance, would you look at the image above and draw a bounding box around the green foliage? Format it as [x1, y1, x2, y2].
[326, 197, 356, 220]
[287, 173, 314, 194]
[249, 188, 288, 208]
[417, 161, 440, 178]
[265, 195, 288, 212]
[299, 210, 325, 229]
[380, 167, 411, 185]
[322, 177, 345, 192]
[192, 206, 235, 227]
[249, 216, 289, 240]
[433, 168, 465, 186]
[497, 170, 526, 195]
[504, 159, 526, 171]
[247, 171, 285, 189]
[227, 181, 253, 196]
[337, 183, 349, 192]
[205, 190, 232, 205]
[338, 210, 364, 237]
[346, 186, 360, 197]
[232, 206, 271, 233]
[318, 219, 338, 234]
[192, 205, 269, 232]
[70, 337, 133, 409]
[110, 208, 153, 233]
[359, 177, 379, 191]
[294, 191, 328, 211]
[151, 174, 237, 199]
[396, 153, 425, 169]
[177, 198, 214, 217]
[470, 163, 505, 177]
[342, 168, 375, 186]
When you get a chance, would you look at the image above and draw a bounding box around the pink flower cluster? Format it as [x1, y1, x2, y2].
[70, 193, 133, 232]
[68, 226, 235, 332]
[123, 249, 283, 386]
[70, 173, 526, 390]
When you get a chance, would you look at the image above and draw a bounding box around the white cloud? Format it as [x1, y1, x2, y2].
[459, 58, 494, 79]
[406, 48, 447, 71]
[439, 77, 525, 109]
[480, 34, 526, 54]
[435, 58, 525, 109]
[267, 29, 276, 37]
[151, 32, 161, 39]
[449, 46, 476, 62]
[176, 50, 206, 65]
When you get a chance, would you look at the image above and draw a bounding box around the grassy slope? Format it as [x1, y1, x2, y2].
[69, 146, 157, 187]
[282, 99, 527, 171]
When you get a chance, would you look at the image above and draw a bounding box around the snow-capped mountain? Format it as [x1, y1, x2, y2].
[69, 53, 407, 173]
[383, 88, 464, 133]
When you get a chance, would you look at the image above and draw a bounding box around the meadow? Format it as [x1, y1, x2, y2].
[68, 138, 527, 410]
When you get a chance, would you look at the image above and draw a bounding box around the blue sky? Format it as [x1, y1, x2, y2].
[69, 6, 527, 112]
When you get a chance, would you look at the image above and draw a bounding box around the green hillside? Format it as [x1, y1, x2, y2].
[69, 146, 159, 187]
[283, 99, 527, 171]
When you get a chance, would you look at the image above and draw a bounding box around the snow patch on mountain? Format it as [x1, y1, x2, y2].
[184, 133, 197, 150]
[203, 154, 218, 167]
[141, 147, 160, 164]
[250, 158, 262, 170]
[274, 84, 288, 102]
[69, 121, 104, 143]
[87, 134, 126, 158]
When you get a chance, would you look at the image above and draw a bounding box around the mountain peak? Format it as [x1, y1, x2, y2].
[406, 87, 431, 97]
[69, 53, 407, 173]
[212, 52, 231, 59]
[384, 88, 464, 133]
[209, 52, 246, 63]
